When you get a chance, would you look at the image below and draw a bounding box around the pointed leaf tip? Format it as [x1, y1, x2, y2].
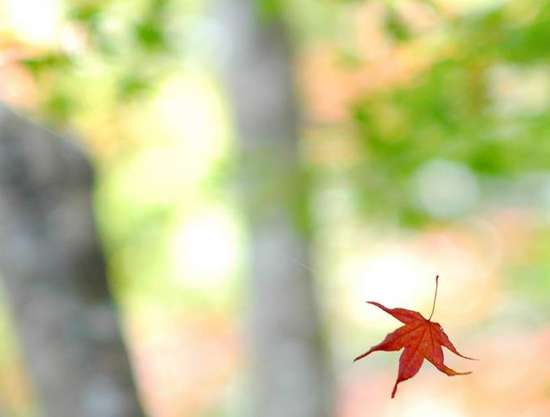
[355, 275, 475, 397]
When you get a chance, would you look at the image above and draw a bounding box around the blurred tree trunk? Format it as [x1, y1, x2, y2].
[0, 106, 144, 417]
[213, 2, 333, 417]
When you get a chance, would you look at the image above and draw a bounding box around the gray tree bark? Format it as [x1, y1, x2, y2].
[212, 2, 334, 417]
[0, 105, 144, 417]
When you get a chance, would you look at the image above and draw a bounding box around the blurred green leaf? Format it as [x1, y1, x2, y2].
[21, 54, 72, 77]
[384, 5, 411, 42]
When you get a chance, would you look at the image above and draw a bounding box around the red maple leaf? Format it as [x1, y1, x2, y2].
[354, 275, 476, 398]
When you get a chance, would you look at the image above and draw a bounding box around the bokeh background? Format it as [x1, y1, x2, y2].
[1, 0, 550, 416]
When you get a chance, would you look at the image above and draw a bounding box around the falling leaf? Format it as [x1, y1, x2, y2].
[354, 275, 476, 398]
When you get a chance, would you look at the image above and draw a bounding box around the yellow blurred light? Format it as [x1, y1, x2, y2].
[117, 146, 196, 205]
[112, 74, 230, 205]
[171, 208, 240, 289]
[400, 399, 468, 417]
[153, 75, 228, 164]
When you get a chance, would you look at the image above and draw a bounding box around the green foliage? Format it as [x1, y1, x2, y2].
[257, 0, 286, 20]
[25, 0, 193, 125]
[133, 0, 171, 52]
[21, 53, 73, 76]
[21, 0, 550, 233]
[350, 2, 550, 226]
[506, 228, 550, 309]
[384, 5, 411, 42]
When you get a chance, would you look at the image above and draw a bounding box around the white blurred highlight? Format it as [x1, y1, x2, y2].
[413, 159, 479, 219]
[4, 0, 62, 45]
[400, 400, 468, 417]
[171, 209, 240, 288]
[345, 243, 436, 326]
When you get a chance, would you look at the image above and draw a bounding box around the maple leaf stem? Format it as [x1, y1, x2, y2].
[357, 274, 475, 398]
[428, 275, 439, 321]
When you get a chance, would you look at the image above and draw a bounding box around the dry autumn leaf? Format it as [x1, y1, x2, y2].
[354, 275, 476, 398]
